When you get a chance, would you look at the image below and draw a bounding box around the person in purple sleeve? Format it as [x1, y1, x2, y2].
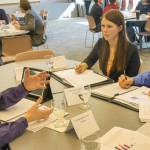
[119, 71, 150, 89]
[0, 68, 53, 150]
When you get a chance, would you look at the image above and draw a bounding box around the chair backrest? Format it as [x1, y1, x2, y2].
[15, 50, 55, 62]
[2, 35, 32, 56]
[145, 18, 150, 32]
[87, 16, 96, 30]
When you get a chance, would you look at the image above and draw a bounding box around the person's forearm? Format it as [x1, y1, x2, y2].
[134, 72, 150, 87]
[0, 117, 28, 148]
[0, 84, 29, 110]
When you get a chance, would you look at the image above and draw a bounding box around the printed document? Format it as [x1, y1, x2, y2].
[99, 126, 150, 150]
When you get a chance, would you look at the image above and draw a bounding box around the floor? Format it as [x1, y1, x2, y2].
[35, 17, 150, 74]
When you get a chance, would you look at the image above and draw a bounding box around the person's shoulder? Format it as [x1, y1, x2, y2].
[127, 41, 138, 52]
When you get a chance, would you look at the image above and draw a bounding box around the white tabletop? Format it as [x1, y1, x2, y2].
[0, 59, 144, 150]
[0, 24, 28, 37]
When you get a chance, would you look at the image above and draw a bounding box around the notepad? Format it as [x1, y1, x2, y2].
[52, 69, 113, 87]
[114, 86, 150, 110]
[92, 83, 138, 99]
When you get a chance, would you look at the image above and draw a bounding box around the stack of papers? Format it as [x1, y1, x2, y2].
[52, 69, 112, 87]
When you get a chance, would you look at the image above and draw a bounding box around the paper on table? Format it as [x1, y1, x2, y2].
[92, 83, 138, 98]
[99, 126, 150, 150]
[139, 99, 150, 122]
[114, 86, 150, 109]
[27, 107, 56, 133]
[53, 69, 108, 87]
[52, 55, 67, 71]
[0, 98, 35, 121]
[137, 123, 150, 138]
[46, 119, 72, 133]
[71, 110, 100, 139]
[64, 87, 83, 106]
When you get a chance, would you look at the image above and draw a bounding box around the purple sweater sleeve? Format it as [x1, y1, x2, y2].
[0, 117, 28, 148]
[0, 84, 29, 110]
[134, 72, 150, 88]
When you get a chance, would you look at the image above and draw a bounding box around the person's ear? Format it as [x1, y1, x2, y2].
[118, 25, 123, 32]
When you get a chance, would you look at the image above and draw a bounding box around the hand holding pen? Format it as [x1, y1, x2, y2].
[74, 63, 88, 74]
[118, 74, 134, 89]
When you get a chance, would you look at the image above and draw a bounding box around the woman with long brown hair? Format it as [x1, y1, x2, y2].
[75, 10, 140, 82]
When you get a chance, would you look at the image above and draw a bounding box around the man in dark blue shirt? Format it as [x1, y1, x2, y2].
[135, 0, 150, 14]
[0, 9, 9, 24]
[126, 0, 150, 42]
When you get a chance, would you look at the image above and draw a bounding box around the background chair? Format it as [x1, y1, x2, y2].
[15, 49, 55, 62]
[1, 35, 32, 64]
[39, 10, 51, 38]
[85, 16, 102, 48]
[138, 18, 150, 51]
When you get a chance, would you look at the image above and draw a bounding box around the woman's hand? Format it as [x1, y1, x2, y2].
[75, 63, 88, 74]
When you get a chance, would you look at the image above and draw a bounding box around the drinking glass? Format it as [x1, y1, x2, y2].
[44, 55, 54, 71]
[78, 85, 91, 109]
[51, 98, 66, 128]
[80, 132, 100, 150]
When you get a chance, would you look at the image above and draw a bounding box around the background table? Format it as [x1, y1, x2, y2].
[126, 18, 147, 51]
[0, 59, 144, 150]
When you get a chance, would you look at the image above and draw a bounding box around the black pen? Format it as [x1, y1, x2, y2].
[124, 70, 127, 80]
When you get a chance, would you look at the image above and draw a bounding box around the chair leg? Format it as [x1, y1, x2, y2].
[92, 33, 95, 47]
[85, 29, 88, 48]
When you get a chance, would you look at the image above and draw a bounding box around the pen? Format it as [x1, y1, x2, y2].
[124, 70, 127, 80]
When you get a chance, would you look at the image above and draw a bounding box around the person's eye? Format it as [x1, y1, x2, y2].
[107, 25, 112, 28]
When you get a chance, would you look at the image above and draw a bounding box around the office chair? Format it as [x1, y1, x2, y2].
[15, 49, 55, 62]
[138, 18, 150, 51]
[85, 16, 102, 48]
[1, 35, 32, 64]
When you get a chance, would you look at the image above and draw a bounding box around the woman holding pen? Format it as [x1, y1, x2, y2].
[75, 10, 140, 82]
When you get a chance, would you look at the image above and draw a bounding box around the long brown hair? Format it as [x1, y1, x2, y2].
[100, 10, 128, 72]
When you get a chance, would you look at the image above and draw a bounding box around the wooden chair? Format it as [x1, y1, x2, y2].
[15, 50, 55, 62]
[85, 16, 102, 48]
[1, 35, 32, 64]
[138, 18, 150, 51]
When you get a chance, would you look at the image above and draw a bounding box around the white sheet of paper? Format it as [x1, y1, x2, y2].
[28, 108, 56, 133]
[53, 69, 108, 87]
[52, 55, 67, 71]
[71, 110, 100, 139]
[137, 123, 150, 138]
[99, 126, 150, 150]
[46, 119, 72, 133]
[139, 100, 150, 122]
[0, 98, 35, 121]
[64, 87, 83, 106]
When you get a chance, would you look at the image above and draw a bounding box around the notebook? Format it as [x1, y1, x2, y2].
[52, 69, 113, 87]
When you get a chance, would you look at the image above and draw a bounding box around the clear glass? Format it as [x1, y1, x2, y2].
[78, 85, 91, 109]
[44, 55, 54, 71]
[80, 132, 100, 150]
[51, 98, 66, 128]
